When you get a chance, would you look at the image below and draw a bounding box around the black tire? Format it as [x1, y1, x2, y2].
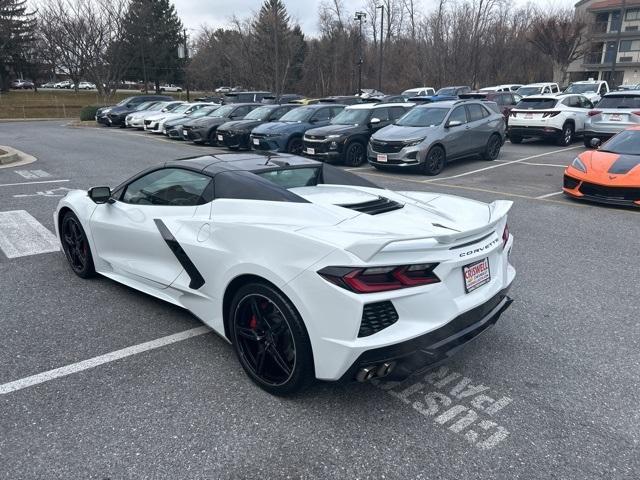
[344, 141, 366, 167]
[286, 137, 303, 154]
[583, 136, 593, 148]
[421, 145, 446, 176]
[229, 282, 314, 395]
[482, 134, 502, 161]
[60, 211, 96, 279]
[510, 135, 522, 144]
[557, 123, 574, 146]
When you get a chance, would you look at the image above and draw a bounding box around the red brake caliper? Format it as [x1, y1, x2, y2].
[249, 314, 257, 330]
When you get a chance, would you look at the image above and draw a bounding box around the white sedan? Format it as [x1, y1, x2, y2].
[54, 154, 515, 395]
[144, 103, 215, 134]
[125, 101, 184, 129]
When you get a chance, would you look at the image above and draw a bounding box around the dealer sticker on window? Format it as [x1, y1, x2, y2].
[463, 258, 491, 293]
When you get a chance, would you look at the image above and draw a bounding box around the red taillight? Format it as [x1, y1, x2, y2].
[318, 264, 440, 293]
[502, 224, 510, 248]
[632, 111, 640, 116]
[542, 111, 560, 118]
[588, 110, 602, 117]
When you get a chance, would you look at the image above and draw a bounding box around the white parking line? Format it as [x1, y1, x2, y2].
[494, 161, 567, 168]
[0, 210, 60, 258]
[0, 326, 211, 395]
[536, 191, 564, 199]
[14, 169, 51, 179]
[0, 179, 69, 188]
[421, 146, 581, 183]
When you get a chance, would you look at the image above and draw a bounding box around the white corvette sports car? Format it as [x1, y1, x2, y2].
[54, 153, 515, 395]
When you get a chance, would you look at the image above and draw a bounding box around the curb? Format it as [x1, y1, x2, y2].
[0, 145, 36, 168]
[0, 118, 68, 123]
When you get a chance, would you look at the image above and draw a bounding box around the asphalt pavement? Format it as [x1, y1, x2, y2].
[0, 121, 638, 479]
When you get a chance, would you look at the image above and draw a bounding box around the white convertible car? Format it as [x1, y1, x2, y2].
[54, 154, 515, 395]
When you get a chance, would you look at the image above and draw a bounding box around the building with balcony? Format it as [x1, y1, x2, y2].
[569, 0, 640, 87]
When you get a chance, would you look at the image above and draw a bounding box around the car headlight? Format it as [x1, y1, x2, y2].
[571, 157, 587, 173]
[405, 137, 426, 147]
[327, 134, 345, 141]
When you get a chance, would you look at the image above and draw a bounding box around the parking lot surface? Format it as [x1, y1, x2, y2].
[1, 121, 639, 479]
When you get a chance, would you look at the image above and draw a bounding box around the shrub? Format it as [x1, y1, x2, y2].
[79, 105, 106, 121]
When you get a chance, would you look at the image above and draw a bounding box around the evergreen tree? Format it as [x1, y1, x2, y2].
[0, 0, 36, 91]
[121, 0, 183, 92]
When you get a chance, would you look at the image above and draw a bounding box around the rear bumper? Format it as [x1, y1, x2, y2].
[582, 130, 615, 140]
[508, 126, 561, 138]
[339, 289, 513, 382]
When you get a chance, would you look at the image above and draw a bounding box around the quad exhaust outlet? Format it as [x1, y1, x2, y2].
[356, 362, 396, 382]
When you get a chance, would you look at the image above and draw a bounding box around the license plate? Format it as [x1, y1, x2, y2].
[377, 154, 388, 163]
[183, 130, 188, 136]
[253, 138, 260, 146]
[524, 113, 533, 119]
[463, 258, 491, 293]
[609, 114, 623, 121]
[306, 147, 315, 155]
[218, 134, 223, 142]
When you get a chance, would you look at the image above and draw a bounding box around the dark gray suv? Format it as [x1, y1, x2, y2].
[368, 100, 506, 175]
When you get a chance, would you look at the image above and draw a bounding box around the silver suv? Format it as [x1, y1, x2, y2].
[584, 91, 640, 147]
[367, 100, 506, 175]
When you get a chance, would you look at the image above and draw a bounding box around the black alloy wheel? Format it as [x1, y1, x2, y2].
[557, 123, 574, 146]
[482, 134, 502, 161]
[345, 142, 366, 167]
[61, 211, 95, 278]
[287, 137, 303, 154]
[421, 145, 446, 176]
[230, 283, 314, 395]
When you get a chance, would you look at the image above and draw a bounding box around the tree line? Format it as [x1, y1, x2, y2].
[0, 0, 587, 96]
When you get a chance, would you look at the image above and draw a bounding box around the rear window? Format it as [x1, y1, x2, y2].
[597, 95, 640, 109]
[515, 98, 557, 109]
[257, 168, 321, 189]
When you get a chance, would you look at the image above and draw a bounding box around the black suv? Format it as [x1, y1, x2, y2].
[183, 103, 262, 145]
[96, 95, 173, 126]
[302, 102, 412, 166]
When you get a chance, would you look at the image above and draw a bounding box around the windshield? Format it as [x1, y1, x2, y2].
[280, 106, 315, 122]
[117, 97, 133, 106]
[516, 86, 542, 96]
[565, 83, 598, 94]
[396, 107, 448, 127]
[192, 106, 219, 117]
[171, 104, 191, 114]
[164, 103, 182, 111]
[515, 98, 557, 109]
[597, 95, 640, 109]
[402, 89, 421, 96]
[257, 167, 321, 189]
[600, 130, 640, 155]
[134, 102, 155, 111]
[330, 109, 370, 125]
[148, 103, 168, 111]
[212, 105, 236, 117]
[436, 87, 456, 96]
[244, 106, 274, 120]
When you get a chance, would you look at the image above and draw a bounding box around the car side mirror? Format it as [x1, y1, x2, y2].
[88, 186, 112, 204]
[369, 117, 381, 126]
[590, 138, 602, 148]
[445, 120, 463, 128]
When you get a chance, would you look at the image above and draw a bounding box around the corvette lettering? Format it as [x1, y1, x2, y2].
[459, 237, 500, 257]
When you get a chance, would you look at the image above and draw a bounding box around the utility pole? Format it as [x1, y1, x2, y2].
[377, 4, 384, 92]
[354, 11, 366, 95]
[610, 0, 627, 87]
[179, 29, 190, 101]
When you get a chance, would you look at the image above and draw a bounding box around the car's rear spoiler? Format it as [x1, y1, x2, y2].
[344, 200, 512, 261]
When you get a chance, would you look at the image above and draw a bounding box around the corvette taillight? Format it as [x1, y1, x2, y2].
[502, 224, 510, 248]
[587, 110, 602, 117]
[318, 264, 440, 293]
[542, 111, 560, 118]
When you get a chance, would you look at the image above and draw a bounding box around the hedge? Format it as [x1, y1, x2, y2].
[79, 105, 106, 121]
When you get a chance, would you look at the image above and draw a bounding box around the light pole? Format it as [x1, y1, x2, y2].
[376, 4, 384, 92]
[354, 11, 366, 95]
[178, 28, 191, 101]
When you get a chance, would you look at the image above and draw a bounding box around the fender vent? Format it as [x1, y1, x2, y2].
[339, 196, 404, 215]
[359, 301, 399, 337]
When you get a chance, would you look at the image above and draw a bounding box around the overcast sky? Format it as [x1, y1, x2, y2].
[173, 0, 578, 37]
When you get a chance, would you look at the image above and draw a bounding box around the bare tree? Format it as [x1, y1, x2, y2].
[529, 8, 587, 86]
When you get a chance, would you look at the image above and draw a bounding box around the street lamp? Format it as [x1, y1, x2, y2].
[354, 11, 366, 95]
[376, 4, 384, 92]
[178, 28, 192, 101]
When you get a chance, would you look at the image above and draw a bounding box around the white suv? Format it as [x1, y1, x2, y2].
[516, 83, 560, 97]
[507, 94, 594, 146]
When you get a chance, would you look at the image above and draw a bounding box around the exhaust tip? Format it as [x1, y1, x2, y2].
[376, 362, 396, 378]
[356, 365, 377, 382]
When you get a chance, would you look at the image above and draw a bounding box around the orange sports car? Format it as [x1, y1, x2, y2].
[563, 126, 640, 207]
